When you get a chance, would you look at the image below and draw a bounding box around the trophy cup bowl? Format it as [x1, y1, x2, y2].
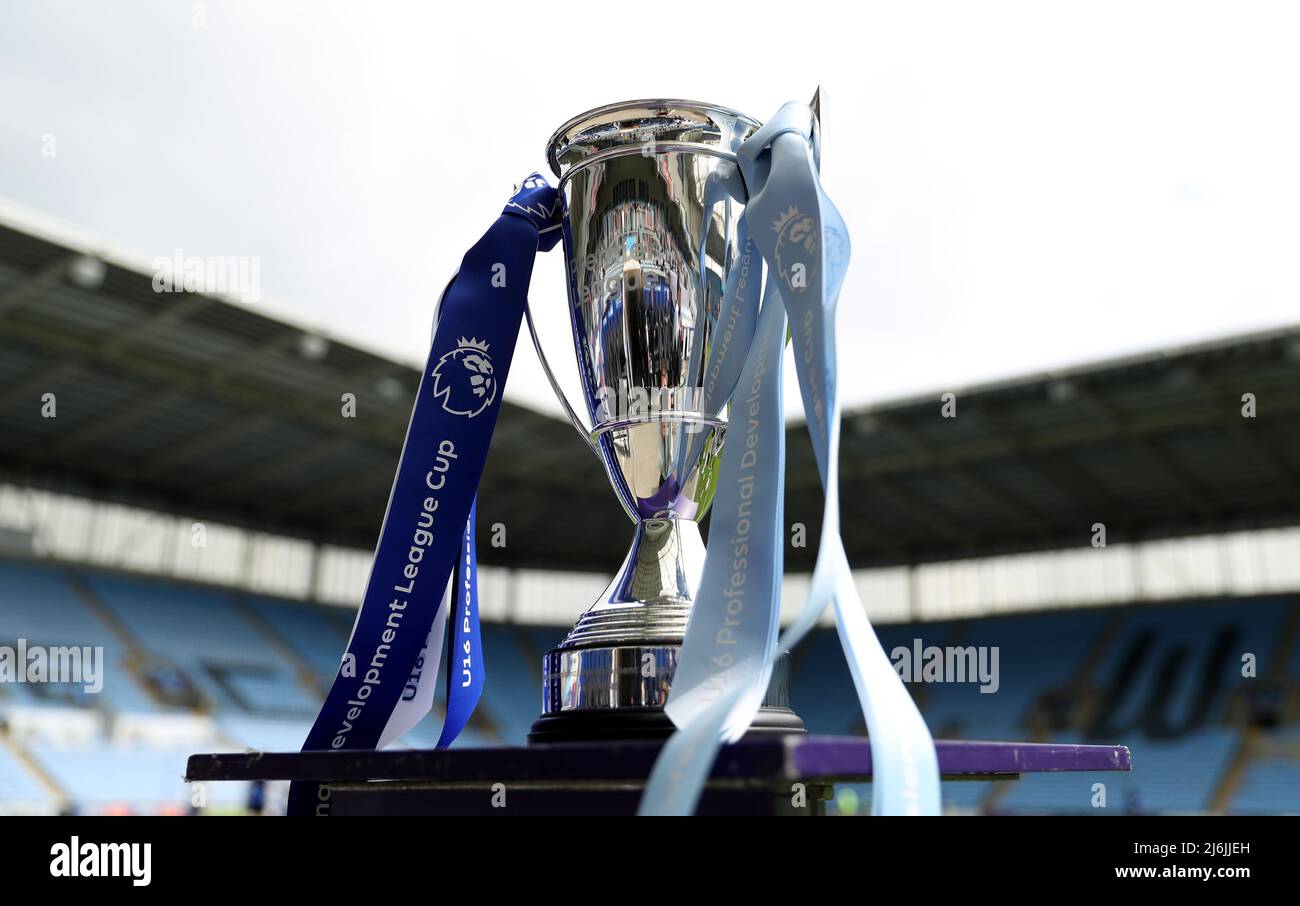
[527, 100, 804, 742]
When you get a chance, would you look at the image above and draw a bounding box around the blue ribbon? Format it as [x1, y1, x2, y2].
[437, 498, 482, 748]
[288, 176, 560, 816]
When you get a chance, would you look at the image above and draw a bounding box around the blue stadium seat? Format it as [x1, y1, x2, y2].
[919, 611, 1100, 740]
[0, 561, 155, 713]
[3, 558, 1299, 815]
[0, 745, 52, 813]
[1230, 758, 1300, 814]
[789, 627, 867, 736]
[83, 573, 318, 716]
[217, 715, 315, 754]
[999, 729, 1241, 814]
[24, 742, 246, 813]
[480, 625, 547, 744]
[1085, 598, 1288, 733]
[247, 597, 352, 678]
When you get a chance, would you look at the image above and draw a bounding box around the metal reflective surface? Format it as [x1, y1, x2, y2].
[548, 100, 760, 526]
[541, 644, 794, 715]
[560, 517, 701, 648]
[546, 100, 761, 655]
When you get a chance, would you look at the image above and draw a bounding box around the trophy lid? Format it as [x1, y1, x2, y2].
[546, 99, 761, 184]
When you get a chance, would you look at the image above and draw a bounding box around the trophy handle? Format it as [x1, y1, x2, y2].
[433, 276, 600, 460]
[523, 300, 602, 461]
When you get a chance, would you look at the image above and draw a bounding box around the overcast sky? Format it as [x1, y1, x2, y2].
[1, 1, 1297, 420]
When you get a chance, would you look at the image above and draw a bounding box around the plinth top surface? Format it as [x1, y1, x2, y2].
[186, 736, 1131, 784]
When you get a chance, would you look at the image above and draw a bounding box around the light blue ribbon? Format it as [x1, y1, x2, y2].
[641, 102, 942, 816]
[641, 275, 787, 815]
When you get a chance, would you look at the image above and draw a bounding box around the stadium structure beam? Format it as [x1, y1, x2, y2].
[853, 477, 974, 548]
[833, 392, 1300, 482]
[786, 477, 903, 557]
[0, 359, 86, 415]
[824, 496, 903, 553]
[962, 397, 1133, 536]
[786, 442, 979, 557]
[0, 256, 71, 319]
[0, 317, 411, 455]
[872, 412, 1056, 534]
[1224, 424, 1300, 503]
[45, 325, 312, 458]
[207, 434, 365, 500]
[0, 257, 81, 416]
[1179, 366, 1300, 506]
[0, 291, 217, 418]
[1067, 384, 1223, 521]
[131, 413, 279, 481]
[1027, 450, 1129, 528]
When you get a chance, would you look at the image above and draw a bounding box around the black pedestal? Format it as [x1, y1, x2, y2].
[527, 704, 806, 744]
[184, 736, 1132, 816]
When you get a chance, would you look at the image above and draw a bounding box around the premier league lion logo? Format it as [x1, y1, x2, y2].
[771, 204, 820, 296]
[432, 336, 496, 418]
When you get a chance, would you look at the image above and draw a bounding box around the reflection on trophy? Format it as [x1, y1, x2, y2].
[526, 101, 805, 742]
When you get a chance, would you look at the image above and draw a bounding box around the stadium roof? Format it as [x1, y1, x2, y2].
[0, 201, 609, 564]
[787, 326, 1300, 567]
[2, 200, 1298, 572]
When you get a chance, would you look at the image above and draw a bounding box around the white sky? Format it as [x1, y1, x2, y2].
[1, 0, 1297, 420]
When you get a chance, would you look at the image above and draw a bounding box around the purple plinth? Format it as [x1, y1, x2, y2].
[786, 737, 1132, 778]
[187, 735, 1130, 784]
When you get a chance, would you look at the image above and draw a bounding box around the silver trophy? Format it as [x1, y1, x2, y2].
[526, 100, 807, 742]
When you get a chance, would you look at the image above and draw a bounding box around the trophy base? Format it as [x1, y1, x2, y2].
[527, 705, 806, 744]
[527, 643, 805, 745]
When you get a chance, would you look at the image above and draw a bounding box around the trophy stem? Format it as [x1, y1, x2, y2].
[558, 517, 703, 650]
[528, 516, 805, 744]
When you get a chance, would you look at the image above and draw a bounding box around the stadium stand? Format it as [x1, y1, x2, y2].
[82, 571, 319, 716]
[2, 557, 1297, 815]
[2, 203, 1298, 815]
[4, 205, 1300, 579]
[0, 743, 50, 814]
[1231, 759, 1300, 814]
